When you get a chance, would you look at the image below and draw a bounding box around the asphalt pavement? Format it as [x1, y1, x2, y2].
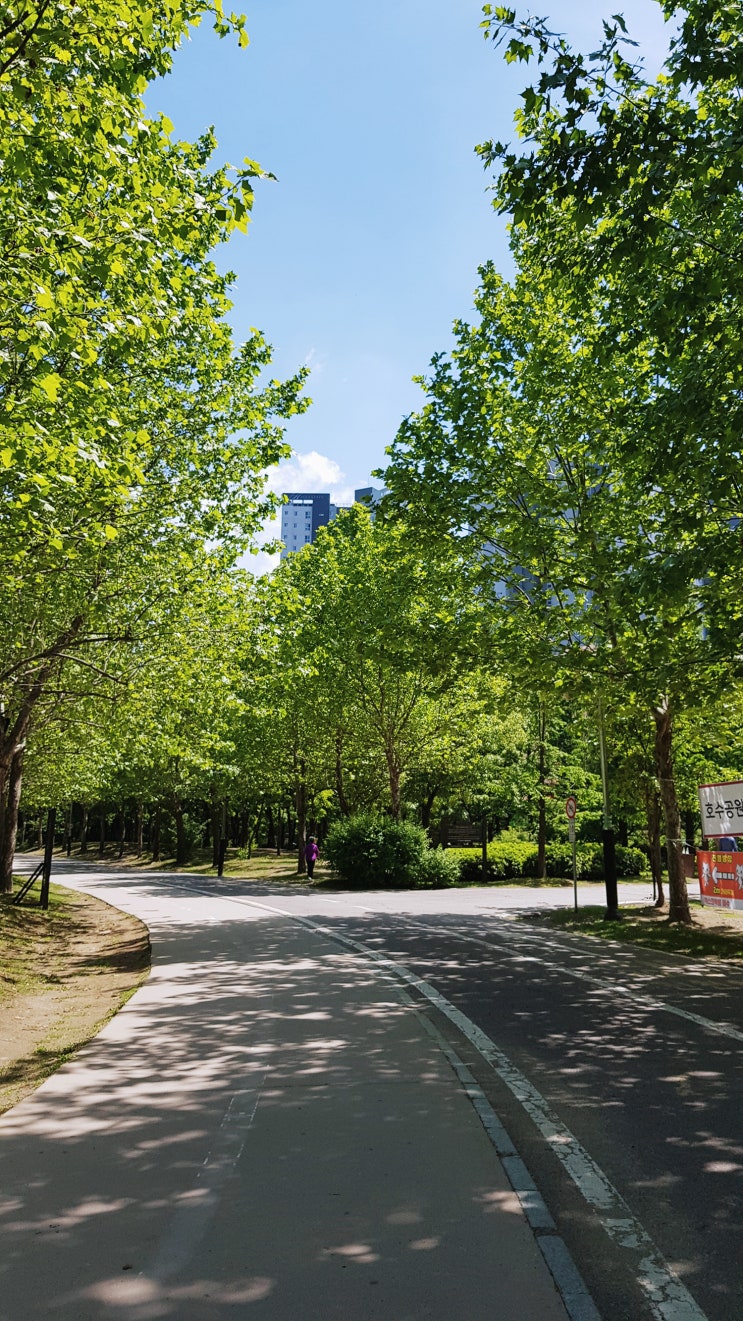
[1, 863, 585, 1321]
[3, 863, 738, 1321]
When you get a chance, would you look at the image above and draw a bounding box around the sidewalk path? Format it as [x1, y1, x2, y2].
[0, 870, 577, 1321]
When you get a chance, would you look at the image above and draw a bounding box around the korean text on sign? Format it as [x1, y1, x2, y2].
[697, 781, 743, 837]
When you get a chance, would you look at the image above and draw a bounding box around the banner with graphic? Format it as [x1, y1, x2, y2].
[697, 850, 743, 911]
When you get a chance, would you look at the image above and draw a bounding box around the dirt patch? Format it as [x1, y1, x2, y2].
[0, 884, 150, 1114]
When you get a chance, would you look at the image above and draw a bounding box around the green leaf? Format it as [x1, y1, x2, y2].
[38, 373, 62, 401]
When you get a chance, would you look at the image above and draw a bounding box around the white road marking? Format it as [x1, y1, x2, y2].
[286, 885, 743, 1044]
[226, 876, 743, 1044]
[146, 1081, 266, 1283]
[199, 888, 711, 1321]
[391, 917, 743, 1045]
[402, 988, 601, 1321]
[57, 868, 727, 1321]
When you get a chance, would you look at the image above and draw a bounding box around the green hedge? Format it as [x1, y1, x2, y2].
[446, 840, 536, 883]
[446, 841, 648, 884]
[413, 847, 461, 888]
[324, 816, 649, 889]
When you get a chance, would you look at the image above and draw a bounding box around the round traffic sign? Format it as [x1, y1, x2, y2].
[565, 795, 577, 820]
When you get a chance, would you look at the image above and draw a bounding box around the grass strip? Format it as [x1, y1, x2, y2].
[522, 903, 743, 961]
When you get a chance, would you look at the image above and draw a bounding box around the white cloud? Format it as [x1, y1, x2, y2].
[265, 449, 354, 506]
[243, 543, 282, 576]
[241, 449, 354, 576]
[302, 347, 326, 376]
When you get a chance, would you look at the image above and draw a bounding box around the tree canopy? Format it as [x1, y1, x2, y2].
[0, 1, 307, 886]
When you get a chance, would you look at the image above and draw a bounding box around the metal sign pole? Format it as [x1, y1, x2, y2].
[40, 807, 56, 911]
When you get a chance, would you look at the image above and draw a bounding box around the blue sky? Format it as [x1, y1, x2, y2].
[148, 1, 673, 561]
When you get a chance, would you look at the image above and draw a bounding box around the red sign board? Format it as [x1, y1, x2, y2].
[697, 850, 743, 911]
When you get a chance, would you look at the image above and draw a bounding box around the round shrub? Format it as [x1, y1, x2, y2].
[325, 813, 431, 888]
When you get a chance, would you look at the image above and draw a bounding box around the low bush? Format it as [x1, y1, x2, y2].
[446, 840, 537, 883]
[325, 819, 650, 889]
[447, 840, 648, 884]
[615, 846, 649, 878]
[548, 844, 649, 879]
[412, 847, 461, 888]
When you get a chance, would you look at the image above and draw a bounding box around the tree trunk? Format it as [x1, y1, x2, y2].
[211, 784, 221, 869]
[335, 730, 350, 816]
[136, 802, 143, 857]
[386, 746, 402, 820]
[65, 802, 72, 855]
[37, 811, 44, 850]
[536, 703, 547, 882]
[173, 796, 187, 865]
[0, 748, 24, 893]
[99, 805, 106, 856]
[0, 765, 6, 889]
[40, 807, 56, 911]
[249, 804, 263, 857]
[653, 698, 691, 924]
[80, 804, 88, 854]
[644, 786, 664, 907]
[151, 805, 161, 862]
[117, 806, 126, 859]
[218, 800, 228, 876]
[421, 788, 437, 833]
[296, 757, 307, 875]
[210, 792, 218, 866]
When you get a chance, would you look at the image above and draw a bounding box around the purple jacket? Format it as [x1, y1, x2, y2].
[305, 841, 319, 862]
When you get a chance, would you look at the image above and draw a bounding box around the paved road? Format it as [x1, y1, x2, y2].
[3, 864, 740, 1321]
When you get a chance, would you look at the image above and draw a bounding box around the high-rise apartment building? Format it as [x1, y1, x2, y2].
[279, 493, 333, 558]
[354, 485, 384, 511]
[279, 486, 386, 558]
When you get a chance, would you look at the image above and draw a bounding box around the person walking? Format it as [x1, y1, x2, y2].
[304, 836, 319, 879]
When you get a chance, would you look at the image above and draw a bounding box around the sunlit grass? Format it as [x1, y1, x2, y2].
[526, 903, 743, 961]
[1, 883, 150, 1114]
[18, 845, 309, 884]
[0, 885, 72, 998]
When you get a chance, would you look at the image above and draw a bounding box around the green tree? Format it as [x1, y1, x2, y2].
[294, 507, 480, 820]
[247, 505, 483, 880]
[477, 2, 743, 660]
[382, 253, 726, 920]
[0, 2, 308, 888]
[468, 0, 743, 916]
